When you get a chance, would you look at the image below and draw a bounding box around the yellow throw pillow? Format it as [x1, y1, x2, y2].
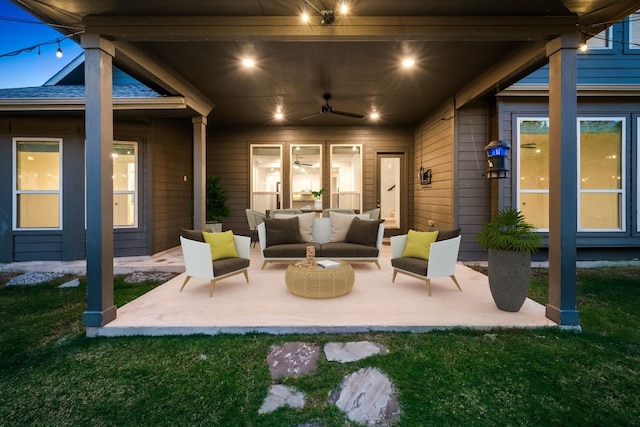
[202, 230, 239, 260]
[402, 230, 439, 260]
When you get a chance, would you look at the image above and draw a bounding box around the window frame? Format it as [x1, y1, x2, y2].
[112, 141, 139, 229]
[12, 137, 63, 231]
[249, 144, 283, 212]
[585, 27, 613, 50]
[577, 117, 626, 232]
[329, 144, 363, 211]
[289, 143, 323, 210]
[516, 117, 550, 232]
[628, 11, 640, 50]
[516, 116, 627, 233]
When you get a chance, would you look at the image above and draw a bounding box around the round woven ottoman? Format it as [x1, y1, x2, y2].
[285, 261, 355, 298]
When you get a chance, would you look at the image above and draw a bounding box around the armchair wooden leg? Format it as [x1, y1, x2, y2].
[261, 261, 268, 270]
[392, 269, 398, 282]
[374, 261, 381, 269]
[425, 278, 432, 296]
[450, 275, 462, 292]
[180, 275, 192, 292]
[243, 270, 249, 283]
[210, 279, 216, 297]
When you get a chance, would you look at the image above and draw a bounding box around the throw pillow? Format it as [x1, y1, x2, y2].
[402, 229, 439, 260]
[345, 217, 383, 247]
[180, 228, 205, 242]
[264, 216, 303, 247]
[329, 211, 370, 242]
[274, 212, 315, 242]
[202, 230, 239, 261]
[429, 227, 461, 241]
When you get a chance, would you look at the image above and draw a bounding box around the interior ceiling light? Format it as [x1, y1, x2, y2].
[370, 111, 380, 120]
[241, 58, 255, 67]
[301, 0, 348, 25]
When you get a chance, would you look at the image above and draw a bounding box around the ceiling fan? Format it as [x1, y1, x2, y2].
[300, 93, 365, 120]
[293, 154, 312, 167]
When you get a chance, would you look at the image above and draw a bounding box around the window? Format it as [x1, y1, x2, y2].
[517, 118, 626, 232]
[578, 119, 625, 231]
[290, 144, 322, 210]
[518, 119, 550, 230]
[13, 138, 62, 229]
[112, 142, 137, 227]
[586, 27, 612, 49]
[330, 145, 362, 211]
[250, 145, 282, 212]
[629, 12, 640, 49]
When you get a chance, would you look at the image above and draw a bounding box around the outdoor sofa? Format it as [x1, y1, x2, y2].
[257, 212, 384, 269]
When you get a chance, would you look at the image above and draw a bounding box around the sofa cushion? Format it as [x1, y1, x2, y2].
[203, 230, 239, 260]
[181, 228, 205, 242]
[274, 212, 315, 242]
[329, 211, 370, 242]
[345, 217, 383, 247]
[402, 230, 439, 260]
[429, 227, 462, 241]
[264, 217, 303, 247]
[212, 257, 250, 277]
[391, 256, 429, 276]
[320, 242, 379, 258]
[263, 243, 322, 258]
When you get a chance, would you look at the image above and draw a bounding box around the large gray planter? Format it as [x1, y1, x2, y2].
[487, 250, 531, 312]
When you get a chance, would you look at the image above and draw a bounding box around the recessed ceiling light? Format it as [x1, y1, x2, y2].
[370, 112, 380, 120]
[402, 57, 415, 68]
[340, 0, 348, 14]
[274, 112, 284, 120]
[242, 58, 255, 68]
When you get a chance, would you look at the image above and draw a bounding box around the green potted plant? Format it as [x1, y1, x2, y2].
[205, 175, 232, 232]
[477, 208, 542, 312]
[311, 187, 326, 210]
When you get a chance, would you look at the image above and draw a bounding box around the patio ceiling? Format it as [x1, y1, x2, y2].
[12, 0, 640, 126]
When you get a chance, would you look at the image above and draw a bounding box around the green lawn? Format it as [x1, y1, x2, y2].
[0, 268, 638, 426]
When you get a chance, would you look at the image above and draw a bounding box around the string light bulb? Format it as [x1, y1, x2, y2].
[55, 41, 62, 58]
[579, 33, 588, 52]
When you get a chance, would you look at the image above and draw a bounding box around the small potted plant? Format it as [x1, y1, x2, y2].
[477, 208, 542, 312]
[205, 175, 232, 232]
[311, 187, 326, 210]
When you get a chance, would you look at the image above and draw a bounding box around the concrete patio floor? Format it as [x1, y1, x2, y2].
[86, 243, 557, 337]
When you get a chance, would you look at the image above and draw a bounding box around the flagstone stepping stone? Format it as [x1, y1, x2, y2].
[58, 278, 80, 288]
[328, 367, 401, 426]
[267, 342, 320, 379]
[324, 341, 388, 363]
[124, 271, 176, 283]
[258, 384, 305, 414]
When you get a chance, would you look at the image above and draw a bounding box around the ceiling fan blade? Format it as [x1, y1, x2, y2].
[331, 109, 365, 119]
[300, 112, 322, 121]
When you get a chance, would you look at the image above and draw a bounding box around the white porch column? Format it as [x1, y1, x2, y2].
[546, 34, 581, 327]
[193, 116, 207, 230]
[81, 34, 116, 328]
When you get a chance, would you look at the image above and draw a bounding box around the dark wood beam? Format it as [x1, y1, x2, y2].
[83, 15, 579, 42]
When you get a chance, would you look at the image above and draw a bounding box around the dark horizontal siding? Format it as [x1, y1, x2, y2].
[13, 234, 63, 261]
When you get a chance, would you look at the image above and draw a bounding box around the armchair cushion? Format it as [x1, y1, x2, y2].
[429, 227, 462, 241]
[203, 230, 240, 260]
[212, 257, 250, 277]
[264, 216, 303, 247]
[180, 228, 205, 242]
[345, 217, 384, 247]
[402, 230, 439, 260]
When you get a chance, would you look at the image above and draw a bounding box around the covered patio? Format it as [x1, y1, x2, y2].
[89, 244, 555, 337]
